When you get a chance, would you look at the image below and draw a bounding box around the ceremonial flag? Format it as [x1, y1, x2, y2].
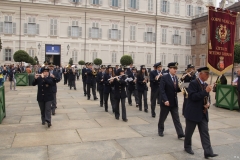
[208, 6, 237, 75]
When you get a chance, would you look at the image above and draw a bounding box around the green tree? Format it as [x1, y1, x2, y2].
[0, 37, 2, 51]
[120, 55, 133, 66]
[93, 58, 102, 67]
[78, 60, 85, 69]
[13, 50, 30, 65]
[34, 56, 39, 65]
[26, 56, 36, 65]
[69, 58, 73, 65]
[234, 43, 240, 64]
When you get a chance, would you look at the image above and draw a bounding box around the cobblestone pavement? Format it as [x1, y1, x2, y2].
[0, 77, 240, 160]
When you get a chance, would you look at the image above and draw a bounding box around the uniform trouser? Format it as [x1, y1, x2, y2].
[64, 74, 67, 84]
[10, 79, 16, 90]
[87, 83, 97, 98]
[104, 91, 115, 112]
[184, 118, 213, 155]
[38, 101, 52, 123]
[83, 81, 87, 94]
[69, 80, 76, 89]
[68, 77, 70, 86]
[127, 89, 139, 105]
[158, 106, 184, 136]
[99, 89, 104, 106]
[182, 96, 188, 115]
[51, 93, 57, 113]
[151, 88, 160, 116]
[115, 98, 127, 120]
[238, 91, 240, 110]
[138, 90, 148, 110]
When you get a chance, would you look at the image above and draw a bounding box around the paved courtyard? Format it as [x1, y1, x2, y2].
[0, 78, 240, 160]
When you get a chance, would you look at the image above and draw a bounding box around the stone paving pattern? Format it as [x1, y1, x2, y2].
[0, 77, 240, 160]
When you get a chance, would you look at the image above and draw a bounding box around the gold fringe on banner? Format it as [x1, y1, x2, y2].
[207, 63, 233, 76]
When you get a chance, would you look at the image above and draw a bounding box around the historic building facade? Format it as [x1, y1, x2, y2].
[0, 0, 215, 69]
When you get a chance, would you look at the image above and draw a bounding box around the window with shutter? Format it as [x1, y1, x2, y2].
[174, 54, 178, 62]
[130, 26, 136, 41]
[148, 0, 153, 11]
[111, 0, 119, 7]
[186, 30, 191, 45]
[112, 52, 117, 63]
[162, 54, 166, 65]
[92, 52, 98, 61]
[161, 0, 169, 13]
[130, 53, 135, 62]
[129, 0, 138, 9]
[50, 19, 57, 36]
[29, 49, 35, 57]
[175, 2, 179, 15]
[147, 54, 151, 64]
[5, 49, 12, 61]
[187, 5, 193, 16]
[72, 51, 78, 63]
[0, 22, 3, 33]
[3, 15, 13, 34]
[92, 0, 100, 5]
[162, 28, 167, 43]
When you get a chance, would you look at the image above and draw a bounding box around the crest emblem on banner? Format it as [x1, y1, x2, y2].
[215, 24, 230, 44]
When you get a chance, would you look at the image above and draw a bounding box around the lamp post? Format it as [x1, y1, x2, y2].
[67, 44, 70, 55]
[38, 43, 41, 55]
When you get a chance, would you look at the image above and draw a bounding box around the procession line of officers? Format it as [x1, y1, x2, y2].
[32, 61, 218, 159]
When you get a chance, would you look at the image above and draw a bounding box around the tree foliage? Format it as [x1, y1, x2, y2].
[34, 56, 39, 65]
[0, 37, 2, 51]
[93, 58, 102, 65]
[13, 50, 30, 62]
[78, 60, 85, 65]
[69, 58, 73, 65]
[120, 55, 133, 66]
[234, 43, 240, 64]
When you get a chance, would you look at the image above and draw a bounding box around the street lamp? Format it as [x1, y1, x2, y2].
[38, 43, 41, 55]
[67, 44, 70, 55]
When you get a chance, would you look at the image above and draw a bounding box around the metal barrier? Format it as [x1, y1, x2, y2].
[15, 73, 29, 86]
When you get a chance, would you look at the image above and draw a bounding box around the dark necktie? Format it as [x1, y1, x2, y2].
[172, 76, 176, 89]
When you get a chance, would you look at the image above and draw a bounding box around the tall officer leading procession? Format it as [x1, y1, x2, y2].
[1, 0, 240, 159]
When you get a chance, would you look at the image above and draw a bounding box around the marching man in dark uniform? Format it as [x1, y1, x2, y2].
[126, 67, 139, 107]
[69, 65, 77, 90]
[180, 64, 195, 115]
[63, 66, 68, 85]
[150, 62, 163, 118]
[97, 65, 106, 107]
[32, 67, 54, 128]
[103, 65, 115, 112]
[48, 63, 61, 115]
[86, 63, 98, 100]
[158, 62, 185, 138]
[82, 62, 88, 96]
[184, 67, 218, 158]
[113, 67, 128, 122]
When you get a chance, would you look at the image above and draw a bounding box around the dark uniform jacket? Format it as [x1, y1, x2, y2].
[150, 70, 162, 90]
[113, 76, 127, 99]
[86, 69, 97, 84]
[160, 74, 181, 107]
[32, 76, 54, 102]
[137, 74, 148, 92]
[184, 79, 209, 122]
[82, 68, 87, 82]
[103, 73, 114, 94]
[237, 76, 240, 92]
[50, 70, 61, 93]
[126, 68, 133, 76]
[97, 72, 104, 91]
[68, 69, 76, 81]
[127, 73, 137, 91]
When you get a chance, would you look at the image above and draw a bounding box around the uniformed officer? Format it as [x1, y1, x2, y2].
[184, 67, 218, 159]
[126, 67, 139, 107]
[137, 65, 149, 112]
[103, 65, 116, 112]
[113, 67, 128, 122]
[48, 63, 61, 115]
[62, 66, 68, 85]
[150, 62, 163, 118]
[96, 65, 106, 107]
[69, 65, 77, 90]
[180, 64, 195, 115]
[114, 65, 119, 75]
[126, 63, 133, 76]
[82, 63, 88, 96]
[86, 63, 98, 100]
[32, 67, 54, 128]
[158, 62, 185, 138]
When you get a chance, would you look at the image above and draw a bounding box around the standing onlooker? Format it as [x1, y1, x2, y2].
[3, 66, 8, 82]
[8, 65, 17, 91]
[26, 66, 32, 74]
[0, 67, 3, 86]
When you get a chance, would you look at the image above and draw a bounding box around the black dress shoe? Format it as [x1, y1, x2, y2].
[74, 88, 76, 90]
[129, 103, 132, 106]
[178, 135, 185, 139]
[48, 123, 52, 128]
[42, 122, 45, 125]
[52, 112, 55, 115]
[100, 104, 103, 107]
[144, 109, 148, 113]
[105, 109, 108, 112]
[87, 97, 90, 100]
[123, 119, 128, 122]
[139, 109, 142, 111]
[84, 94, 86, 96]
[116, 117, 119, 120]
[136, 104, 139, 108]
[94, 97, 98, 100]
[159, 132, 164, 137]
[152, 115, 156, 118]
[185, 149, 194, 155]
[204, 154, 218, 159]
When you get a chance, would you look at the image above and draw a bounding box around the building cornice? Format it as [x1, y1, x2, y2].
[0, 0, 191, 24]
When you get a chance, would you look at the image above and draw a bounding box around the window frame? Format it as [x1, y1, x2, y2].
[5, 48, 12, 61]
[112, 52, 117, 63]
